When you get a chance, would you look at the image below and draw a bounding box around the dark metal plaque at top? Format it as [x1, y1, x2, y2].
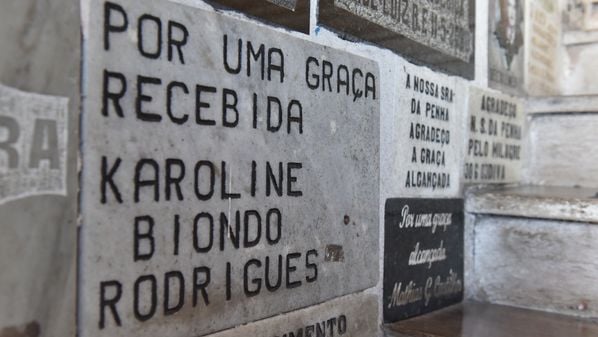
[319, 0, 475, 79]
[208, 0, 310, 33]
[383, 198, 464, 323]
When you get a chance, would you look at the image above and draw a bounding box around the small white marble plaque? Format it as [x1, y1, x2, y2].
[388, 62, 464, 198]
[0, 83, 68, 204]
[80, 0, 380, 336]
[464, 87, 524, 184]
[207, 292, 378, 337]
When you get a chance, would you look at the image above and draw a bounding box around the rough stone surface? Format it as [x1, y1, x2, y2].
[466, 185, 598, 224]
[472, 215, 598, 319]
[526, 95, 598, 114]
[80, 0, 380, 336]
[526, 113, 598, 188]
[308, 29, 419, 326]
[464, 87, 524, 184]
[0, 0, 79, 336]
[207, 292, 378, 337]
[488, 0, 525, 95]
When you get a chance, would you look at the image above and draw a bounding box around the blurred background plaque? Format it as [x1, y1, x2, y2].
[208, 0, 310, 33]
[319, 0, 475, 79]
[488, 0, 525, 95]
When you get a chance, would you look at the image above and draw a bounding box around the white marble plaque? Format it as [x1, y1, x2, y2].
[207, 292, 378, 337]
[488, 0, 525, 94]
[389, 62, 464, 197]
[464, 87, 524, 184]
[0, 84, 68, 204]
[80, 0, 380, 336]
[524, 0, 561, 96]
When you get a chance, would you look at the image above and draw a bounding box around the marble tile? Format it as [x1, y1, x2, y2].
[207, 292, 378, 337]
[79, 0, 380, 336]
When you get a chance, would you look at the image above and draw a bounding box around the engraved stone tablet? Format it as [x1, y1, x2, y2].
[388, 62, 464, 198]
[383, 198, 463, 322]
[464, 87, 524, 184]
[319, 0, 475, 79]
[80, 0, 380, 336]
[208, 0, 309, 33]
[524, 0, 561, 96]
[207, 292, 378, 337]
[488, 0, 525, 94]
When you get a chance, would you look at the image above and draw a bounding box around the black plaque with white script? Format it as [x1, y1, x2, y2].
[383, 198, 464, 322]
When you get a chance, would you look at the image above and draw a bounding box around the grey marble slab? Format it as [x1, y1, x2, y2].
[79, 0, 380, 336]
[466, 185, 598, 224]
[526, 95, 598, 114]
[472, 216, 598, 318]
[526, 113, 598, 188]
